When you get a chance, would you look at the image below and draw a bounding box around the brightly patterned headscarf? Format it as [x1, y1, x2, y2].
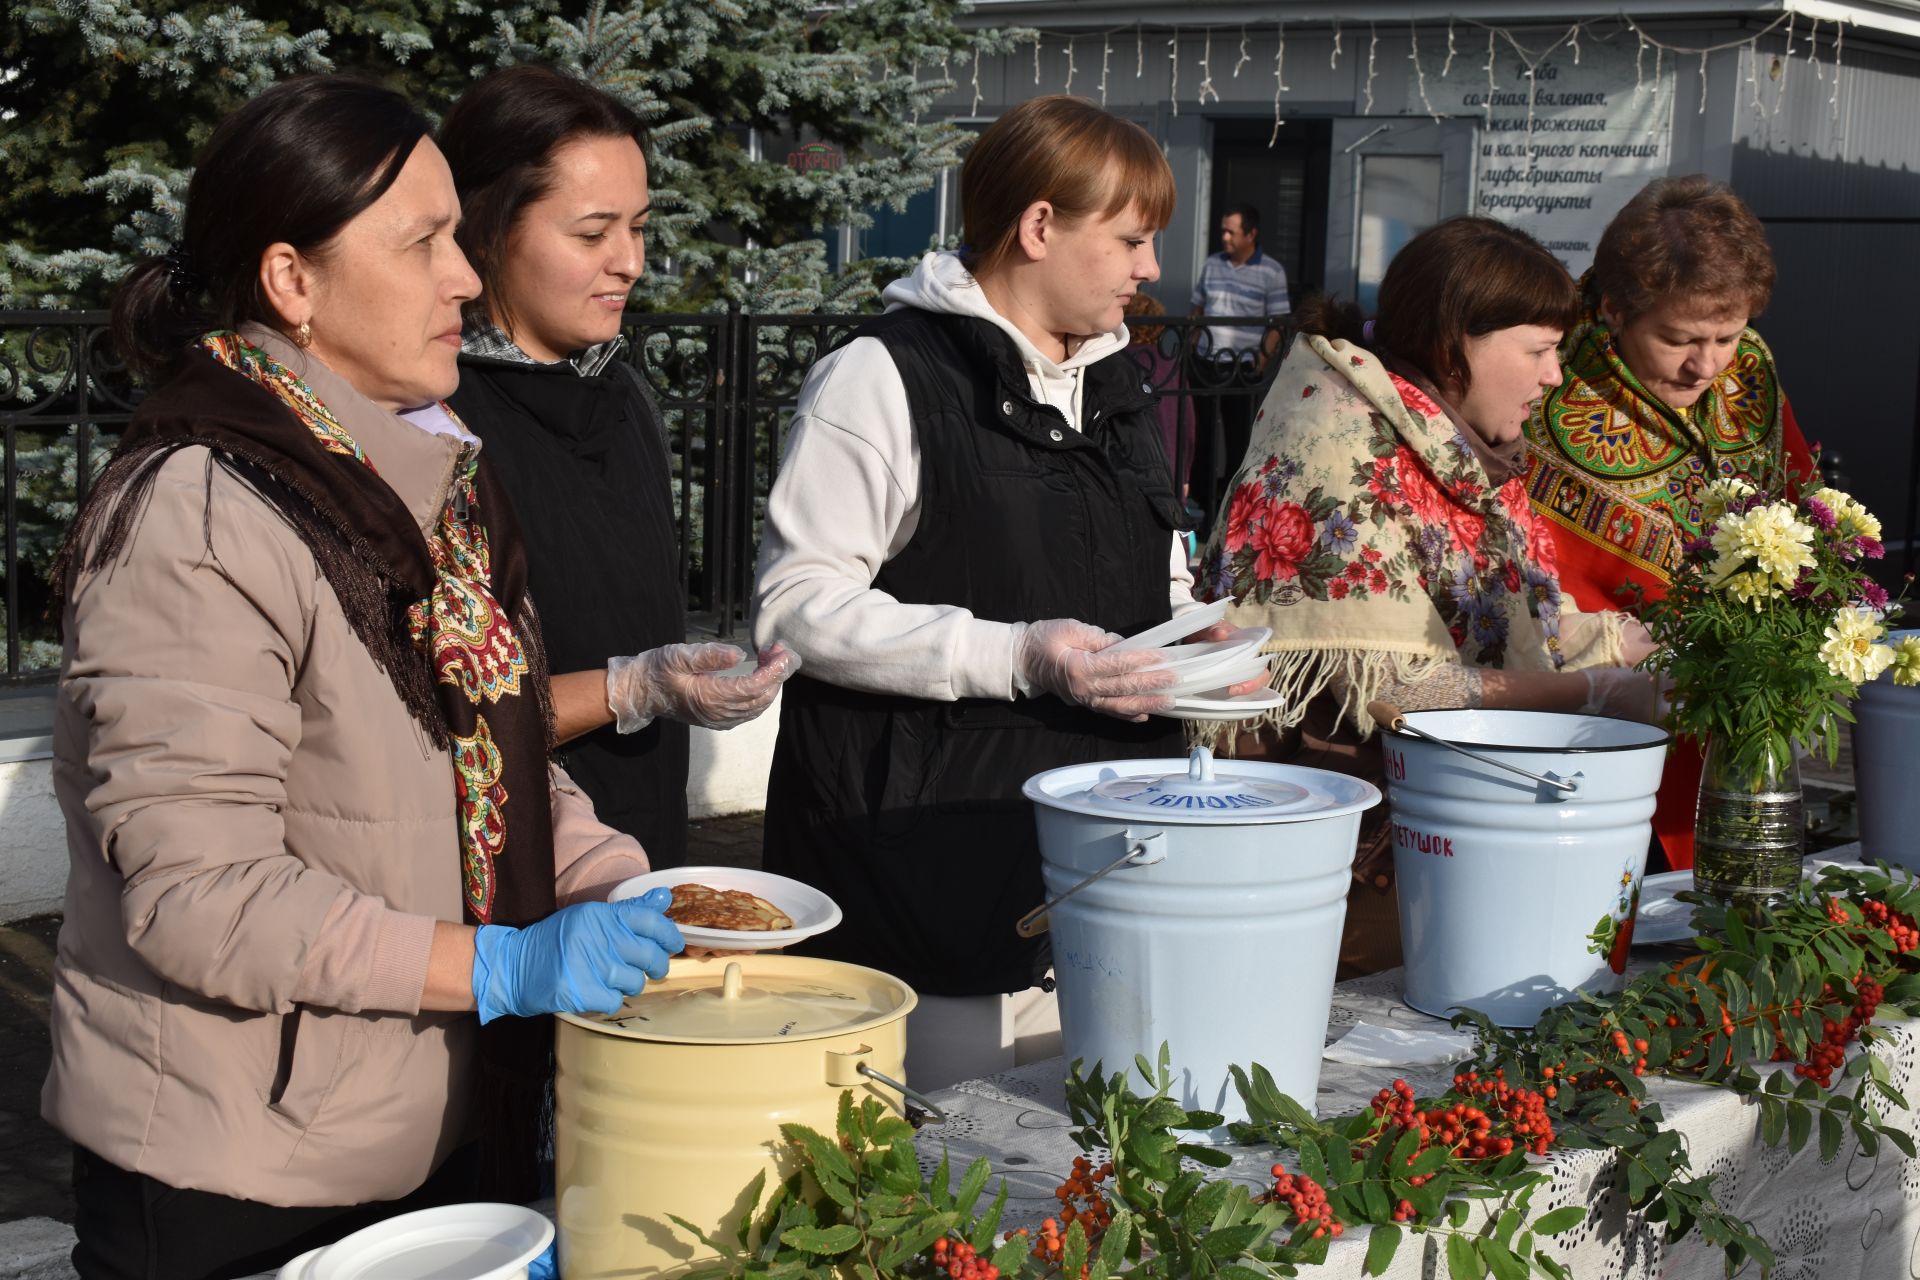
[1196, 335, 1625, 738]
[1522, 305, 1806, 594]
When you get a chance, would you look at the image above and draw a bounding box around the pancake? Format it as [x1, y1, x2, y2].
[666, 883, 795, 932]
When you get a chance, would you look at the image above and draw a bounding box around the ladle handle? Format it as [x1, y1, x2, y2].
[858, 1063, 950, 1127]
[1369, 700, 1580, 795]
[1016, 834, 1166, 938]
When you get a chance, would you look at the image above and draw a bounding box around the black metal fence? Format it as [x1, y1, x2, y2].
[1, 309, 1283, 684]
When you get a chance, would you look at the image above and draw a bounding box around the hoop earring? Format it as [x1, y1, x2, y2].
[295, 319, 313, 349]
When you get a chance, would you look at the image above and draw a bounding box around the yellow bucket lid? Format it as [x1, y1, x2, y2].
[560, 953, 916, 1045]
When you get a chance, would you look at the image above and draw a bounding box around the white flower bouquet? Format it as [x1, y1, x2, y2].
[1641, 474, 1912, 791]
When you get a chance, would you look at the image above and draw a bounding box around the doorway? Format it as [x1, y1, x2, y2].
[1205, 118, 1331, 302]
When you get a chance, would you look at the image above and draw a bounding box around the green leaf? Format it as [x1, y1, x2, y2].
[1360, 1178, 1393, 1223]
[1063, 1218, 1090, 1280]
[1482, 1239, 1530, 1280]
[1364, 1223, 1402, 1276]
[878, 1213, 957, 1270]
[1163, 1170, 1206, 1216]
[1820, 1107, 1845, 1162]
[929, 1150, 953, 1210]
[1531, 1206, 1587, 1236]
[1447, 1230, 1487, 1280]
[990, 1233, 1031, 1275]
[955, 1157, 991, 1215]
[1787, 1101, 1813, 1153]
[780, 1123, 857, 1193]
[780, 1224, 861, 1255]
[968, 1182, 1008, 1255]
[1177, 1142, 1235, 1169]
[1098, 1213, 1134, 1270]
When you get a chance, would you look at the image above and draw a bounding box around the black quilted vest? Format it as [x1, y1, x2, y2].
[763, 309, 1188, 996]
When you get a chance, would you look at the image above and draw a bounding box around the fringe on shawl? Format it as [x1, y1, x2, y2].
[1185, 645, 1464, 754]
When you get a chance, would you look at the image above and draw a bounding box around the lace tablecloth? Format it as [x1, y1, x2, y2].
[915, 966, 1920, 1280]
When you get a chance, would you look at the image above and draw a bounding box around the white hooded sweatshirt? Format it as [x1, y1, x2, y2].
[751, 251, 1199, 703]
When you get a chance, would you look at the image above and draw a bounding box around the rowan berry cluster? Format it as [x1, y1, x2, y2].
[1362, 1071, 1555, 1169]
[1859, 899, 1920, 952]
[1608, 1028, 1652, 1077]
[1002, 1219, 1090, 1279]
[926, 1237, 999, 1280]
[1266, 1166, 1342, 1239]
[1050, 1156, 1114, 1239]
[1783, 976, 1884, 1087]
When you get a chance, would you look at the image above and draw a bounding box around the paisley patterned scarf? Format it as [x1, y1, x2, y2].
[1522, 306, 1809, 599]
[1195, 335, 1624, 739]
[195, 331, 555, 924]
[60, 330, 557, 1196]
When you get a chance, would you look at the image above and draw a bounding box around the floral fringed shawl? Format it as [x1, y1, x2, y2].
[1193, 335, 1625, 745]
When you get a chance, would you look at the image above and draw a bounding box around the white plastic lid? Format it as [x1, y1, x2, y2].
[1086, 747, 1313, 814]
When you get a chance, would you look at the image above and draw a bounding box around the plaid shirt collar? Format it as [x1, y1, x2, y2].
[461, 320, 626, 377]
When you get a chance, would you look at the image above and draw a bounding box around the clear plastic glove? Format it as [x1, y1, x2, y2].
[470, 889, 685, 1024]
[1015, 618, 1176, 721]
[1580, 667, 1666, 724]
[1619, 618, 1659, 668]
[606, 641, 799, 733]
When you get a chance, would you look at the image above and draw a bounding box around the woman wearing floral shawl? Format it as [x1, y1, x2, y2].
[1522, 177, 1816, 871]
[1196, 217, 1660, 976]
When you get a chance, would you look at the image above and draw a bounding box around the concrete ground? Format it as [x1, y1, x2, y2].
[0, 811, 767, 1243]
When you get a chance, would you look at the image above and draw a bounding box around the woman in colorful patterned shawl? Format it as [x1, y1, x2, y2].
[1522, 177, 1816, 872]
[1195, 217, 1661, 977]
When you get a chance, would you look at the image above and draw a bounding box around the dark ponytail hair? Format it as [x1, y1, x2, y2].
[111, 75, 433, 386]
[1296, 216, 1578, 392]
[438, 66, 648, 333]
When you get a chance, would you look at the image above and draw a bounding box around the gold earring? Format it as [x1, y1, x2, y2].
[295, 319, 313, 348]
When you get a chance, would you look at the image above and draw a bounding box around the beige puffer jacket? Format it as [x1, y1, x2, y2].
[43, 328, 649, 1206]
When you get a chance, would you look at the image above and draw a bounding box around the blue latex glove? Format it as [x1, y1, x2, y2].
[527, 1240, 558, 1280]
[471, 889, 684, 1024]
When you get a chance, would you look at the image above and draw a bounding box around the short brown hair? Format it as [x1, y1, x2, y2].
[1589, 175, 1774, 324]
[960, 96, 1175, 278]
[1124, 291, 1166, 345]
[1297, 217, 1579, 391]
[439, 66, 648, 332]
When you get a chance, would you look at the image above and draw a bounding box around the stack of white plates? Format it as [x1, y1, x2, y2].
[1113, 600, 1288, 722]
[276, 1204, 552, 1279]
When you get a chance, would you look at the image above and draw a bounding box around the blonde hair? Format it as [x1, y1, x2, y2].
[960, 96, 1176, 278]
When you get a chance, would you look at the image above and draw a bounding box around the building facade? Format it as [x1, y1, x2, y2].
[865, 0, 1920, 562]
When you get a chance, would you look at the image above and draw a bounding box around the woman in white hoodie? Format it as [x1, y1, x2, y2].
[753, 96, 1223, 1088]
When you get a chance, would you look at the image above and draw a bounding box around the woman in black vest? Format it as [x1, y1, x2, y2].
[439, 68, 795, 866]
[754, 96, 1236, 1088]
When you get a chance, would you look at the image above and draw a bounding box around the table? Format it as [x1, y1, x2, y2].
[913, 859, 1920, 1279]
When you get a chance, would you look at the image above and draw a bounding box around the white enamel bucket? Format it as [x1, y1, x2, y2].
[1380, 709, 1669, 1028]
[1023, 749, 1380, 1135]
[1853, 629, 1920, 871]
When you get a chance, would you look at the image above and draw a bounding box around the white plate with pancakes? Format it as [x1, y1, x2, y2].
[610, 866, 842, 952]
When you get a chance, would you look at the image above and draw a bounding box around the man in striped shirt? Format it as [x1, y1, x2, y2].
[1187, 203, 1290, 516]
